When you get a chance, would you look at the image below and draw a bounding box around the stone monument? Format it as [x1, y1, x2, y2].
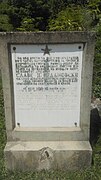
[0, 32, 95, 171]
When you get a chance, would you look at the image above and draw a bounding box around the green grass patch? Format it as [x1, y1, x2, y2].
[0, 77, 101, 180]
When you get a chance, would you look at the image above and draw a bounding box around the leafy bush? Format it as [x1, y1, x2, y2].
[93, 20, 101, 98]
[48, 5, 93, 31]
[0, 14, 13, 31]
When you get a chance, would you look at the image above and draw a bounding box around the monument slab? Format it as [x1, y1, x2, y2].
[0, 32, 95, 170]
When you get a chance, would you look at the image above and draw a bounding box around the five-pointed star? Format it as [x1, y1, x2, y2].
[41, 45, 52, 55]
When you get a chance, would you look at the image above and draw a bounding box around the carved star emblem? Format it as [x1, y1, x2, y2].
[41, 45, 52, 55]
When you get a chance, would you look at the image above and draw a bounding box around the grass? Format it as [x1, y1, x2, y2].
[0, 77, 101, 180]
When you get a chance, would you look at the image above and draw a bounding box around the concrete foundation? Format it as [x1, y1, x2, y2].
[4, 141, 92, 171]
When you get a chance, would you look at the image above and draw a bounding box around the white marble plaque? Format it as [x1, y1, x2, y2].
[11, 44, 83, 127]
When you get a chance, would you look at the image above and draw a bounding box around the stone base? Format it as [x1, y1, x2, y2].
[4, 141, 92, 171]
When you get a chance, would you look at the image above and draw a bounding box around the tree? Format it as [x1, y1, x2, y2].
[93, 21, 101, 98]
[0, 14, 13, 31]
[88, 0, 101, 26]
[48, 5, 93, 31]
[0, 2, 13, 31]
[7, 0, 51, 31]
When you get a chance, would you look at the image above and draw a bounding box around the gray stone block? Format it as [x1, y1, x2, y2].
[4, 141, 92, 171]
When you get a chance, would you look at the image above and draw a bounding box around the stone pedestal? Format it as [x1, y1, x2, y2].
[4, 141, 92, 171]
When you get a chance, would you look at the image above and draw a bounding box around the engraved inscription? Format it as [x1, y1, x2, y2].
[15, 56, 79, 91]
[11, 44, 83, 127]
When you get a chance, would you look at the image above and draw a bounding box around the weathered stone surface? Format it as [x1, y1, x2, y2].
[4, 141, 92, 171]
[0, 32, 95, 171]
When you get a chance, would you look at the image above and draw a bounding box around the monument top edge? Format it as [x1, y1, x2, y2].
[0, 31, 96, 35]
[0, 31, 96, 44]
